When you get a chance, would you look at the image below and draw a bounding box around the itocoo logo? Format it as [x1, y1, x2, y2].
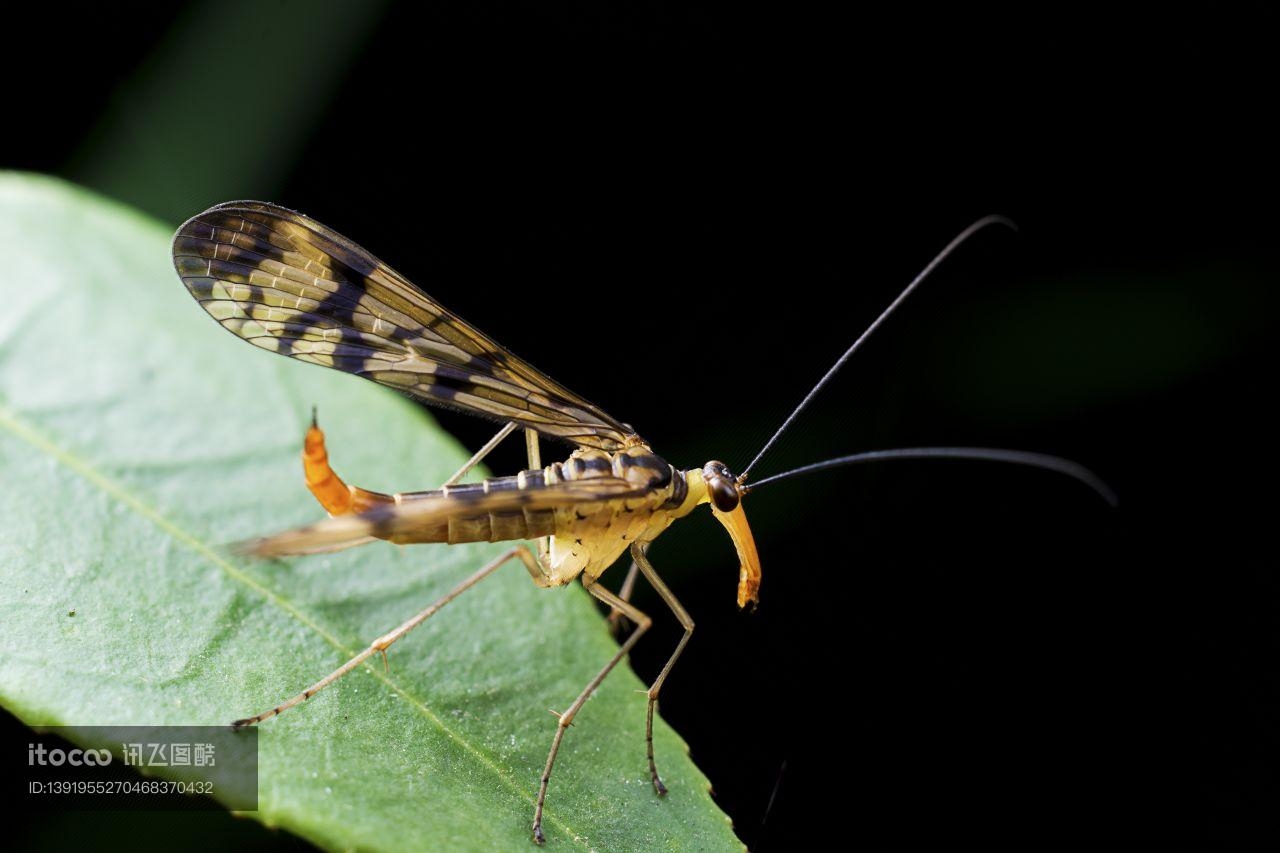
[28, 743, 112, 766]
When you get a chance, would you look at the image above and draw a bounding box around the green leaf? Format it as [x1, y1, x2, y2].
[0, 174, 739, 851]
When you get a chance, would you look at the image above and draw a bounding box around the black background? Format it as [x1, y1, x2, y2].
[5, 5, 1271, 850]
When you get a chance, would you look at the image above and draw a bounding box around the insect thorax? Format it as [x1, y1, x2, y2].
[544, 446, 691, 585]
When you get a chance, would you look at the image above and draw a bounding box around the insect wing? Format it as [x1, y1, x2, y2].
[173, 201, 634, 450]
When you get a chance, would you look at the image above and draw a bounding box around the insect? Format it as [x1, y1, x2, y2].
[172, 202, 1114, 843]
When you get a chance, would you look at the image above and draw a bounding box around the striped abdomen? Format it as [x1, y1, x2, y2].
[396, 471, 565, 545]
[329, 446, 685, 549]
[243, 432, 702, 576]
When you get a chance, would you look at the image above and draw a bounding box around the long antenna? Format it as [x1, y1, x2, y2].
[738, 215, 1016, 480]
[743, 446, 1117, 506]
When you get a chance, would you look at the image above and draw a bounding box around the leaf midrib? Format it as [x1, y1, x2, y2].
[0, 401, 586, 848]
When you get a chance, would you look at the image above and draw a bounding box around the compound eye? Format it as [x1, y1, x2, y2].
[709, 477, 740, 512]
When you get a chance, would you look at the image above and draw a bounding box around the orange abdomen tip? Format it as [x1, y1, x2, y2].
[303, 422, 354, 515]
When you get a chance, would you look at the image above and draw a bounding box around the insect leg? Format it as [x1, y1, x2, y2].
[630, 541, 694, 796]
[232, 545, 549, 728]
[532, 579, 651, 845]
[443, 421, 520, 486]
[524, 427, 542, 470]
[605, 548, 644, 637]
[524, 428, 552, 565]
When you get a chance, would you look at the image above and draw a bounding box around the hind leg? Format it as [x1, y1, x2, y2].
[232, 546, 549, 728]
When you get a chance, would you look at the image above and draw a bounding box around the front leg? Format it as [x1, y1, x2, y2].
[629, 541, 694, 796]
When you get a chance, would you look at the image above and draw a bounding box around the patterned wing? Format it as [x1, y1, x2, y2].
[238, 476, 646, 557]
[172, 201, 636, 450]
